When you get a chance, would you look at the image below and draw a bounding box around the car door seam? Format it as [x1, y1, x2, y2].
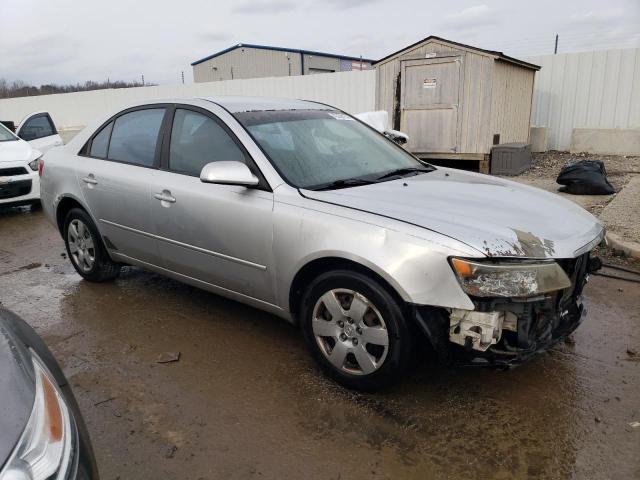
[99, 219, 267, 270]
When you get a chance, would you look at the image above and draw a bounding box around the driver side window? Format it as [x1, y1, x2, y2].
[19, 114, 55, 141]
[169, 109, 246, 177]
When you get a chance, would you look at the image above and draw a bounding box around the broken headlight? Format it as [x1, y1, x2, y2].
[0, 351, 76, 480]
[450, 257, 571, 298]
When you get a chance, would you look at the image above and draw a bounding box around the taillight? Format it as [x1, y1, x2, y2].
[38, 158, 44, 177]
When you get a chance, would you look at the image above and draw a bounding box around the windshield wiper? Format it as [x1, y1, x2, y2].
[374, 166, 434, 181]
[310, 178, 377, 191]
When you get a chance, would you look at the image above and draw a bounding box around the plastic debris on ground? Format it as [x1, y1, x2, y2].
[556, 159, 616, 195]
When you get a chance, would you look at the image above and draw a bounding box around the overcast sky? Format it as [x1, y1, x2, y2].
[1, 0, 639, 86]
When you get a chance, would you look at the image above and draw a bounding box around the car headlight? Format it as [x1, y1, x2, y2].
[28, 157, 42, 172]
[0, 351, 76, 480]
[450, 257, 572, 298]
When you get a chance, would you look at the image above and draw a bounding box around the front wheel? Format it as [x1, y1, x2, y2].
[64, 208, 120, 282]
[300, 270, 413, 391]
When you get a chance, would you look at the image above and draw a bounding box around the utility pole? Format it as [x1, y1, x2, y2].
[181, 71, 184, 84]
[554, 34, 558, 54]
[141, 74, 145, 86]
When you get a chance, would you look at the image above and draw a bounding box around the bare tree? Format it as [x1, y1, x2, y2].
[0, 78, 156, 99]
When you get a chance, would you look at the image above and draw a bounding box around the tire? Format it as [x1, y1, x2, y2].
[63, 208, 120, 282]
[299, 269, 413, 391]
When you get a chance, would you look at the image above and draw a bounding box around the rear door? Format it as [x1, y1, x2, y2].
[151, 105, 276, 303]
[17, 112, 63, 153]
[75, 106, 167, 266]
[400, 56, 462, 154]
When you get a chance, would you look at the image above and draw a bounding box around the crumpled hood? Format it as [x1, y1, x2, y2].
[0, 139, 38, 164]
[302, 168, 603, 258]
[0, 319, 35, 467]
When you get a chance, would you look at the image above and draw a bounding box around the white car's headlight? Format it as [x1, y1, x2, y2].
[0, 351, 75, 480]
[28, 157, 42, 172]
[450, 257, 572, 298]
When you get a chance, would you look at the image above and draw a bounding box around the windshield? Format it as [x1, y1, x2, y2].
[0, 123, 17, 142]
[235, 109, 432, 190]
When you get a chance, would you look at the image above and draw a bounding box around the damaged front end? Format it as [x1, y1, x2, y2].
[415, 253, 599, 366]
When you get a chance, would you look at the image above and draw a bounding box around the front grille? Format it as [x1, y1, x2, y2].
[0, 179, 32, 199]
[0, 167, 28, 177]
[556, 253, 590, 315]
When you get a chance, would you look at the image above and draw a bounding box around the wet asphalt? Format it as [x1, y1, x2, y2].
[0, 206, 638, 480]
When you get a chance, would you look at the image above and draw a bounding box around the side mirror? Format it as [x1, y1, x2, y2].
[200, 161, 259, 187]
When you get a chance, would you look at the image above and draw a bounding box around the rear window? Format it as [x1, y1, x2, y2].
[19, 114, 55, 141]
[0, 123, 16, 142]
[107, 109, 165, 167]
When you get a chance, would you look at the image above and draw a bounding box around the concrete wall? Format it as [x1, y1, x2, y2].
[571, 128, 640, 155]
[0, 70, 376, 130]
[527, 48, 640, 151]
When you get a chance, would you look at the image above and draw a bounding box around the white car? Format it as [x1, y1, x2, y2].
[0, 112, 63, 207]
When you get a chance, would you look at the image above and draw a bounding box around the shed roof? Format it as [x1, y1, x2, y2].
[191, 43, 375, 66]
[374, 36, 540, 71]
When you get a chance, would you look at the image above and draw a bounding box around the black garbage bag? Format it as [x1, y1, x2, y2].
[556, 159, 615, 195]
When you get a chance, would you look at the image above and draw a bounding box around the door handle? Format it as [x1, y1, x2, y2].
[154, 191, 176, 203]
[82, 175, 98, 185]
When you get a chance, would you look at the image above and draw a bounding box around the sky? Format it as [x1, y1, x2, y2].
[1, 0, 639, 86]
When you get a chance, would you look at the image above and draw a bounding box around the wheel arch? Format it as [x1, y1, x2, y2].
[55, 195, 90, 235]
[288, 256, 410, 323]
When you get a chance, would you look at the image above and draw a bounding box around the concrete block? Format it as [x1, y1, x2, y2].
[529, 127, 548, 152]
[570, 128, 640, 155]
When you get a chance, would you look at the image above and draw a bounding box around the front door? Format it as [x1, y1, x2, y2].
[400, 57, 462, 154]
[17, 112, 63, 153]
[75, 107, 167, 266]
[151, 106, 275, 303]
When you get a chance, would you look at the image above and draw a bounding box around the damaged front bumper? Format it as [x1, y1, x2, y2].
[414, 252, 595, 367]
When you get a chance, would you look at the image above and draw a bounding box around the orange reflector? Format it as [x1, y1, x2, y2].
[41, 372, 63, 442]
[452, 258, 473, 277]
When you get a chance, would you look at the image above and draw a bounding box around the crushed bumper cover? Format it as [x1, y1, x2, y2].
[413, 252, 594, 367]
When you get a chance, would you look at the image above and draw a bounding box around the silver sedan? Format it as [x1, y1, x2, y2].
[40, 97, 603, 390]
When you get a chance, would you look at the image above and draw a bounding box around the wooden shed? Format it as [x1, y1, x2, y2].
[375, 36, 540, 172]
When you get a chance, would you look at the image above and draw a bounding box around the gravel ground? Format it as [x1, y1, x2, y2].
[506, 151, 640, 219]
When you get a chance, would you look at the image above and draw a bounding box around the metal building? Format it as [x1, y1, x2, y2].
[375, 36, 540, 171]
[192, 44, 373, 83]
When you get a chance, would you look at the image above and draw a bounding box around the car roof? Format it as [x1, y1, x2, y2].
[200, 96, 332, 113]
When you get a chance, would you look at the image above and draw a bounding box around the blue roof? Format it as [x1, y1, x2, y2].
[191, 43, 375, 66]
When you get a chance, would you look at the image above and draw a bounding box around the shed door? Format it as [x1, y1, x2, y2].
[400, 57, 462, 153]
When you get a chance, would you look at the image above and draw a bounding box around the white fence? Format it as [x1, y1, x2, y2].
[0, 70, 376, 129]
[527, 48, 640, 151]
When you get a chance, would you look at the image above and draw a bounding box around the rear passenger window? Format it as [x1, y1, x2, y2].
[90, 121, 113, 158]
[169, 109, 246, 176]
[108, 109, 165, 167]
[20, 115, 55, 141]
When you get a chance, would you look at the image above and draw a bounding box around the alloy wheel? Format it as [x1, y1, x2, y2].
[67, 219, 95, 273]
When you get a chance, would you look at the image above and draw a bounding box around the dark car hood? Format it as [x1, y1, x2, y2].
[0, 317, 35, 468]
[302, 167, 604, 259]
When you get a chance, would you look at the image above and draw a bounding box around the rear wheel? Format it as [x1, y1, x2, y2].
[64, 208, 120, 282]
[300, 270, 412, 391]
